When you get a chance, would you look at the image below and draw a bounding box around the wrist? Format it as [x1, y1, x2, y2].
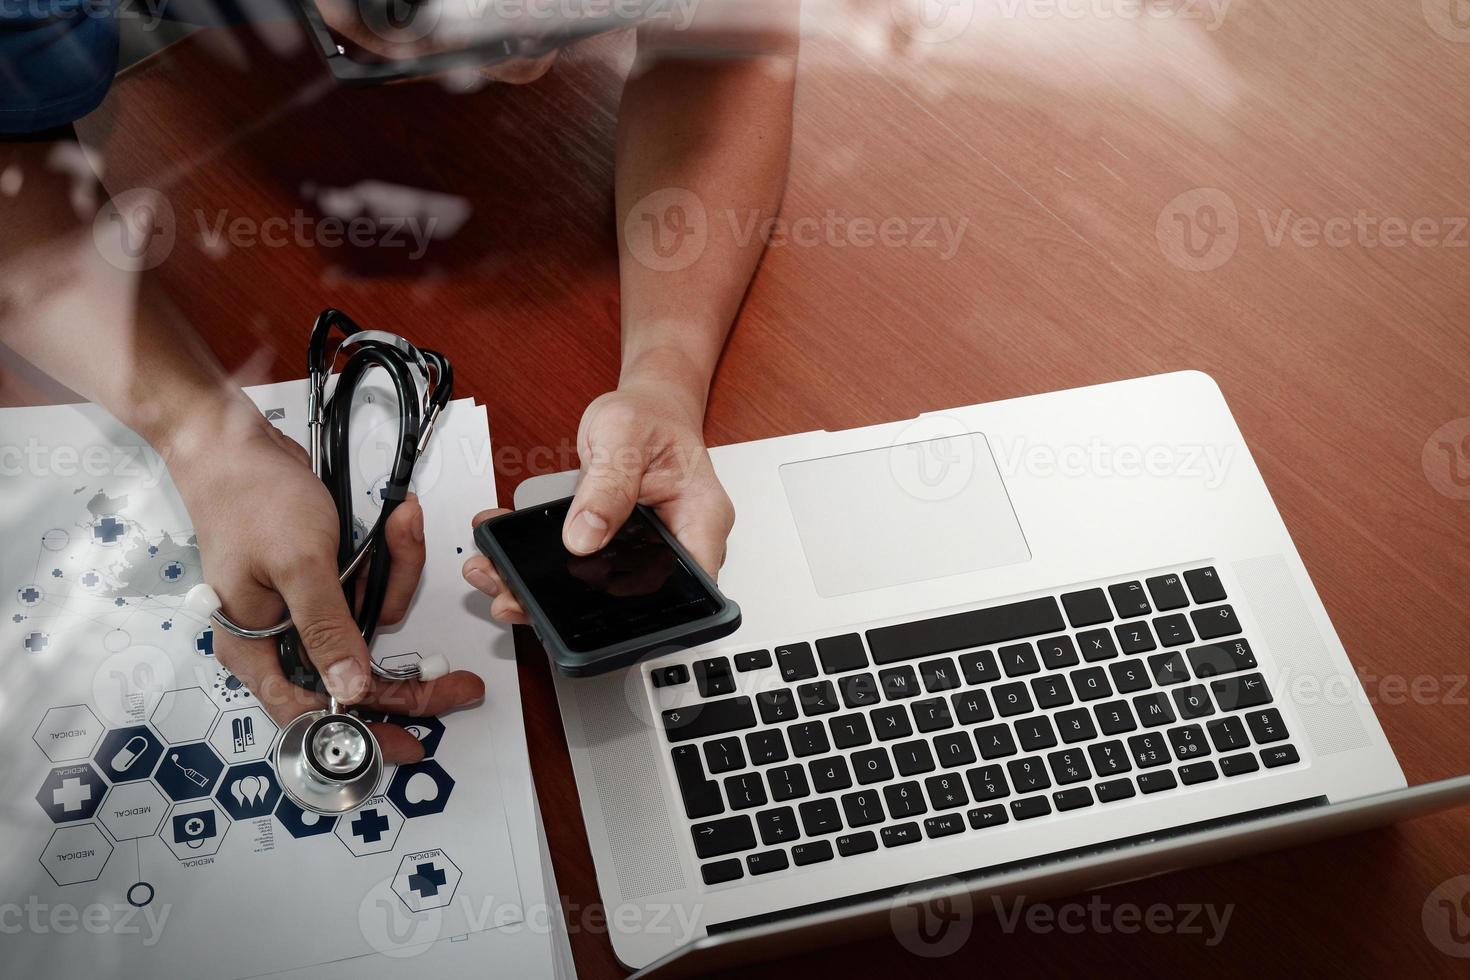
[618, 343, 712, 422]
[148, 394, 270, 483]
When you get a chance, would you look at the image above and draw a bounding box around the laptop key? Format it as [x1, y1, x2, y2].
[871, 705, 913, 741]
[966, 764, 1010, 802]
[798, 798, 843, 836]
[1136, 770, 1178, 794]
[692, 815, 756, 858]
[792, 840, 834, 866]
[1210, 672, 1272, 711]
[1094, 700, 1138, 736]
[809, 755, 853, 792]
[1191, 604, 1242, 641]
[1261, 744, 1300, 768]
[880, 666, 921, 700]
[1145, 573, 1190, 611]
[852, 748, 895, 785]
[866, 596, 1064, 664]
[959, 649, 1002, 684]
[919, 657, 962, 692]
[703, 737, 745, 775]
[767, 765, 810, 802]
[841, 789, 886, 827]
[757, 806, 800, 845]
[1061, 588, 1113, 628]
[1047, 748, 1091, 785]
[1153, 614, 1194, 648]
[652, 664, 690, 688]
[1038, 635, 1080, 670]
[829, 713, 872, 749]
[1088, 740, 1132, 776]
[734, 845, 787, 877]
[663, 697, 757, 742]
[1015, 715, 1058, 752]
[1220, 753, 1260, 777]
[671, 745, 723, 819]
[1173, 685, 1215, 720]
[925, 813, 966, 838]
[1179, 761, 1219, 785]
[788, 721, 830, 757]
[839, 672, 882, 708]
[950, 690, 994, 725]
[756, 690, 798, 725]
[882, 823, 922, 847]
[1056, 708, 1098, 744]
[836, 831, 878, 856]
[798, 680, 839, 716]
[883, 781, 928, 818]
[993, 681, 1035, 717]
[968, 804, 1010, 829]
[1007, 756, 1051, 793]
[1115, 622, 1157, 655]
[701, 859, 743, 885]
[1187, 639, 1257, 678]
[1109, 660, 1151, 694]
[1246, 708, 1289, 744]
[1031, 674, 1073, 709]
[1078, 628, 1120, 662]
[1000, 643, 1041, 677]
[1109, 581, 1152, 618]
[746, 729, 789, 766]
[724, 772, 767, 810]
[1010, 796, 1052, 820]
[974, 724, 1019, 760]
[1167, 724, 1210, 760]
[1206, 716, 1250, 752]
[1053, 787, 1094, 811]
[1184, 566, 1227, 604]
[1133, 692, 1177, 727]
[924, 773, 968, 810]
[933, 732, 978, 768]
[1147, 651, 1191, 686]
[1128, 732, 1171, 769]
[894, 739, 937, 776]
[695, 657, 736, 697]
[1071, 666, 1112, 702]
[734, 649, 772, 672]
[776, 643, 819, 682]
[1095, 778, 1136, 803]
[816, 633, 868, 674]
[912, 697, 954, 733]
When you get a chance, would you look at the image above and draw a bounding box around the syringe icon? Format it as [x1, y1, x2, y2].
[170, 752, 209, 788]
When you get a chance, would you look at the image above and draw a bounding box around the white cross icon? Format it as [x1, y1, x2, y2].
[53, 776, 93, 812]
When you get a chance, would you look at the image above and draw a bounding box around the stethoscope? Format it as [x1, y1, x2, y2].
[183, 309, 453, 814]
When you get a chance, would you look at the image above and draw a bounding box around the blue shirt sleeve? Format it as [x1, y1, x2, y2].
[0, 0, 119, 134]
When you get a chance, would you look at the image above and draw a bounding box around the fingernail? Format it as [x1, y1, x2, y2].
[411, 508, 425, 544]
[325, 660, 368, 703]
[566, 510, 608, 553]
[466, 565, 499, 596]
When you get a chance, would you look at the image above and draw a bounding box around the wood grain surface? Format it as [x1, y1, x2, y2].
[54, 2, 1470, 975]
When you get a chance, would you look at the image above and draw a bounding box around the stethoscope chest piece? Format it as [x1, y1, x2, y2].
[274, 710, 382, 814]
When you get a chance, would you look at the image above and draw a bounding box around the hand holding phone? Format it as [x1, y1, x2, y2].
[473, 496, 741, 676]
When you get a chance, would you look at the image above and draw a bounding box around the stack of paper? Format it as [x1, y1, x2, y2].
[0, 378, 571, 979]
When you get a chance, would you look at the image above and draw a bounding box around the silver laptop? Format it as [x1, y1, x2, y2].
[513, 371, 1470, 973]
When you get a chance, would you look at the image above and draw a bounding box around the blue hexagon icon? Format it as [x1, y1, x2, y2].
[154, 742, 225, 801]
[36, 763, 107, 823]
[275, 796, 337, 838]
[386, 760, 454, 819]
[216, 761, 282, 821]
[94, 726, 165, 783]
[379, 714, 445, 758]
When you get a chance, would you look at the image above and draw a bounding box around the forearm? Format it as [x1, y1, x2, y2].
[0, 138, 260, 457]
[614, 7, 798, 417]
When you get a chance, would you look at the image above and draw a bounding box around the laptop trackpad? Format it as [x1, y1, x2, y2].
[779, 432, 1031, 598]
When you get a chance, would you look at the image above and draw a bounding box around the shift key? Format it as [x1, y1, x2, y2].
[663, 696, 757, 742]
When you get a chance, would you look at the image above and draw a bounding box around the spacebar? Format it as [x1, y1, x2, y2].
[661, 696, 756, 742]
[866, 596, 1065, 664]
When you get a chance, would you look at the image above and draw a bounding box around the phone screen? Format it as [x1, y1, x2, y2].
[488, 500, 721, 653]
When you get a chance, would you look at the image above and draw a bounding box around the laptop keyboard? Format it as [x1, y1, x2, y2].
[653, 566, 1300, 887]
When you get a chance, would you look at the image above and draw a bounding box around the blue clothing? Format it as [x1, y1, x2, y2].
[0, 0, 119, 134]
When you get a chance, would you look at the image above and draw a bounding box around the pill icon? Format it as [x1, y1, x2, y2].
[111, 735, 149, 772]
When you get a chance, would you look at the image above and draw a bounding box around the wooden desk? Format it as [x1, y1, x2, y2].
[74, 3, 1470, 975]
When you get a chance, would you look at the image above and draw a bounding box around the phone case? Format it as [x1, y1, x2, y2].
[473, 498, 742, 677]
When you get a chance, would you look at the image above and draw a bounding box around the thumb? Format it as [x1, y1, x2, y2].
[276, 557, 371, 703]
[565, 442, 644, 555]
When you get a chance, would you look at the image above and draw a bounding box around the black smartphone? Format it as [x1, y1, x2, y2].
[474, 496, 741, 676]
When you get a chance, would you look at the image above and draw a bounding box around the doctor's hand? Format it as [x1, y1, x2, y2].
[461, 382, 734, 625]
[167, 406, 485, 763]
